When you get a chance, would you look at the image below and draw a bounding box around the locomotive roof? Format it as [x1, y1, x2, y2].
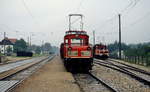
[65, 30, 87, 35]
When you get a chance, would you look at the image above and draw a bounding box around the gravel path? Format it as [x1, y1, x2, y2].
[96, 59, 150, 82]
[92, 64, 150, 92]
[74, 74, 113, 92]
[12, 56, 80, 92]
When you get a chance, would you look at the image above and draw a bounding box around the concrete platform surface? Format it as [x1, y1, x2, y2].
[0, 57, 45, 73]
[12, 56, 81, 92]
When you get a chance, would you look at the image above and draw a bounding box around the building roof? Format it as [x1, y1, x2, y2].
[8, 38, 17, 44]
[0, 38, 14, 45]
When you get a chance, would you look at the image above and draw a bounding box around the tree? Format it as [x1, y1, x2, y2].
[35, 46, 41, 54]
[27, 45, 37, 52]
[108, 41, 128, 58]
[6, 46, 13, 53]
[14, 38, 27, 53]
[42, 43, 52, 52]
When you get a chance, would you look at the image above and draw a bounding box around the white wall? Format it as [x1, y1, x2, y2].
[0, 45, 13, 54]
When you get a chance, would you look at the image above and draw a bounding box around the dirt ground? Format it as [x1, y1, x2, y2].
[12, 56, 81, 92]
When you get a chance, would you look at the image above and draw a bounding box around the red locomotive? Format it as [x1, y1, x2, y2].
[93, 44, 109, 59]
[60, 14, 93, 72]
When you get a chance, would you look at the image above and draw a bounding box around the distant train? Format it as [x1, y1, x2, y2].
[93, 44, 109, 59]
[17, 51, 33, 57]
[60, 14, 93, 72]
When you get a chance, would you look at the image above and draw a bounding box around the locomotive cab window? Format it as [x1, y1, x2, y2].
[65, 39, 69, 45]
[71, 38, 84, 45]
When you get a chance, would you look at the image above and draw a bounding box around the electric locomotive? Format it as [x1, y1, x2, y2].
[60, 14, 93, 72]
[93, 44, 109, 59]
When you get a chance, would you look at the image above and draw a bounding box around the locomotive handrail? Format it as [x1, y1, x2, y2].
[69, 14, 83, 17]
[66, 30, 87, 35]
[69, 14, 83, 31]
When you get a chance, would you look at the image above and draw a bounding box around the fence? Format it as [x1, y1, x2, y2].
[109, 55, 150, 66]
[0, 56, 7, 63]
[122, 56, 150, 66]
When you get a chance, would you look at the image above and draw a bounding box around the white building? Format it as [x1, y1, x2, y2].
[0, 38, 16, 54]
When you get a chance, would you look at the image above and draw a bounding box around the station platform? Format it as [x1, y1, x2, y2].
[12, 56, 81, 92]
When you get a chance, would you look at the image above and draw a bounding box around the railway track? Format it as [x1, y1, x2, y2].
[94, 59, 150, 87]
[74, 73, 118, 92]
[108, 59, 150, 76]
[106, 59, 150, 82]
[0, 55, 55, 92]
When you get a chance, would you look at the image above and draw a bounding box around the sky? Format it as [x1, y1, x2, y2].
[0, 0, 150, 46]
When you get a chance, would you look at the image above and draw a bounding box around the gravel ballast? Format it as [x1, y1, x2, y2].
[92, 64, 150, 92]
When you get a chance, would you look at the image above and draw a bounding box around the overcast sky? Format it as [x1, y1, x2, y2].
[0, 0, 150, 46]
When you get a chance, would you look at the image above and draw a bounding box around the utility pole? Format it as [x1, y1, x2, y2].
[4, 32, 6, 55]
[118, 14, 122, 59]
[27, 36, 30, 46]
[42, 40, 44, 54]
[4, 32, 6, 38]
[102, 36, 105, 44]
[93, 30, 95, 45]
[30, 35, 31, 46]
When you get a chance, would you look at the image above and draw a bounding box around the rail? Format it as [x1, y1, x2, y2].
[88, 72, 118, 92]
[94, 59, 150, 86]
[0, 55, 55, 92]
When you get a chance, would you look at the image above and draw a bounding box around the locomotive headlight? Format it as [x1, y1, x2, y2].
[81, 51, 91, 56]
[68, 51, 78, 56]
[87, 47, 91, 50]
[68, 47, 72, 51]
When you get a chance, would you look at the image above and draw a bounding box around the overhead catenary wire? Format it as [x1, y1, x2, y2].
[76, 0, 85, 13]
[95, 0, 133, 30]
[21, 0, 34, 20]
[96, 15, 118, 30]
[96, 0, 141, 31]
[120, 0, 134, 13]
[121, 0, 141, 15]
[123, 11, 150, 29]
[21, 0, 40, 28]
[94, 0, 137, 44]
[74, 0, 149, 44]
[96, 0, 143, 37]
[21, 0, 44, 45]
